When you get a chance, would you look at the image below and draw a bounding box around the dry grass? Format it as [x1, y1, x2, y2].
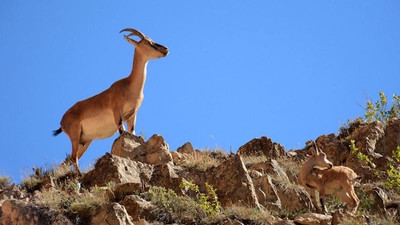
[177, 149, 225, 171]
[242, 155, 268, 166]
[275, 157, 302, 179]
[0, 175, 11, 189]
[35, 181, 109, 213]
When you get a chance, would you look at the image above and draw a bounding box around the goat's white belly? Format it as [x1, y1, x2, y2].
[80, 110, 117, 141]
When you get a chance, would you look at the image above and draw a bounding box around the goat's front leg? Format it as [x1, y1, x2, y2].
[127, 114, 137, 135]
[114, 112, 126, 134]
[306, 188, 321, 213]
[319, 189, 328, 214]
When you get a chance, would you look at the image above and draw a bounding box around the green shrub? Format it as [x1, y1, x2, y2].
[180, 179, 221, 216]
[349, 139, 376, 169]
[142, 186, 206, 223]
[364, 91, 400, 123]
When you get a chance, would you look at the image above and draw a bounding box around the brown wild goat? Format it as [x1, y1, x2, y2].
[298, 142, 360, 214]
[53, 28, 169, 173]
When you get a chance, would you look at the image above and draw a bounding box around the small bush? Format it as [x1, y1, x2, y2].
[180, 179, 221, 216]
[142, 186, 206, 223]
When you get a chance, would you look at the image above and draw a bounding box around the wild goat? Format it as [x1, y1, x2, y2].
[53, 28, 169, 173]
[298, 142, 360, 214]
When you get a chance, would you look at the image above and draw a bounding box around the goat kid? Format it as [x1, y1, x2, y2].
[298, 142, 360, 214]
[53, 28, 168, 173]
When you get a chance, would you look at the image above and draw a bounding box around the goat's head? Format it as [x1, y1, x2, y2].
[120, 28, 169, 59]
[311, 141, 333, 169]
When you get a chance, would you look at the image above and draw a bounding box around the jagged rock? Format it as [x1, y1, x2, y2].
[150, 163, 183, 193]
[206, 154, 261, 208]
[316, 134, 349, 166]
[89, 202, 133, 225]
[177, 142, 195, 154]
[120, 195, 154, 221]
[145, 134, 173, 165]
[250, 159, 290, 183]
[252, 174, 281, 210]
[345, 120, 387, 181]
[377, 117, 400, 157]
[331, 210, 368, 225]
[171, 151, 184, 164]
[81, 153, 154, 188]
[294, 213, 332, 225]
[111, 133, 173, 165]
[274, 181, 312, 213]
[1, 199, 73, 225]
[111, 132, 146, 160]
[112, 183, 143, 202]
[237, 136, 286, 158]
[360, 184, 388, 217]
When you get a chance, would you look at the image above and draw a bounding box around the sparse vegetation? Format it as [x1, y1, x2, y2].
[222, 205, 273, 222]
[242, 155, 268, 166]
[0, 175, 11, 189]
[180, 179, 221, 216]
[177, 149, 224, 171]
[364, 91, 400, 123]
[350, 139, 376, 168]
[142, 185, 206, 223]
[350, 140, 400, 194]
[385, 146, 400, 193]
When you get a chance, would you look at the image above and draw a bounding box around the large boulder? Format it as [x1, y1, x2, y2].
[89, 203, 133, 225]
[81, 153, 154, 188]
[248, 159, 312, 212]
[119, 195, 155, 222]
[111, 133, 173, 165]
[150, 163, 183, 193]
[145, 134, 173, 165]
[206, 154, 261, 208]
[237, 136, 286, 158]
[377, 117, 400, 157]
[111, 132, 146, 161]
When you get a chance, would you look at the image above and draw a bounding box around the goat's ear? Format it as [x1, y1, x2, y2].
[312, 141, 320, 155]
[310, 146, 317, 156]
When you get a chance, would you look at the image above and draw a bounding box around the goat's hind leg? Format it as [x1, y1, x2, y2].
[336, 187, 359, 214]
[341, 184, 359, 214]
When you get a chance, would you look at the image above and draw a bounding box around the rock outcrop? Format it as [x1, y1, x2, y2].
[237, 136, 286, 158]
[1, 117, 400, 224]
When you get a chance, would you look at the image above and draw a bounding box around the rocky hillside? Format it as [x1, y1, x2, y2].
[1, 118, 400, 225]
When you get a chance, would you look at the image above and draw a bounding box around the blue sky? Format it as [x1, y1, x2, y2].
[1, 1, 399, 182]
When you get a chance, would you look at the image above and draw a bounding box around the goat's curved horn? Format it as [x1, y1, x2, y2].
[120, 28, 145, 39]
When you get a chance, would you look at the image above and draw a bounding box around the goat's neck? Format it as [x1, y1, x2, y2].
[128, 50, 149, 93]
[299, 158, 316, 185]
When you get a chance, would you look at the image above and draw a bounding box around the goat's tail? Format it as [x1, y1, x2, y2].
[53, 127, 63, 136]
